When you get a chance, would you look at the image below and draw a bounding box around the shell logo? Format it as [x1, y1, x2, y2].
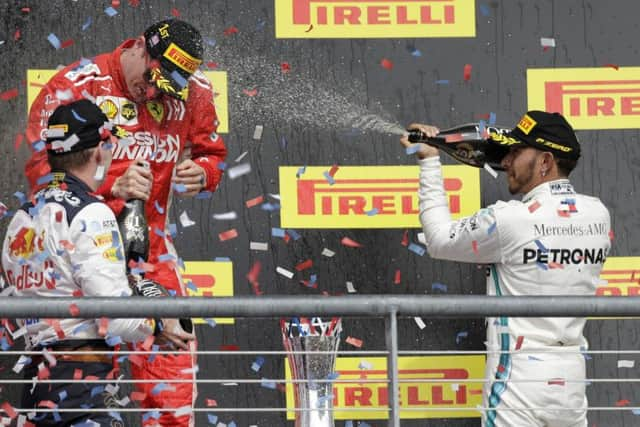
[99, 99, 118, 120]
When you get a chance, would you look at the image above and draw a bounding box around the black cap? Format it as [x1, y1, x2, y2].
[488, 111, 581, 160]
[144, 19, 203, 101]
[46, 100, 114, 155]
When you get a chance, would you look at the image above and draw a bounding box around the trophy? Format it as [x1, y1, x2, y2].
[281, 317, 342, 427]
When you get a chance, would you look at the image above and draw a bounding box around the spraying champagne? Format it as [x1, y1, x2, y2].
[407, 123, 511, 170]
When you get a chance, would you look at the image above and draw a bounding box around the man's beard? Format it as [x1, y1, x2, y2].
[508, 156, 537, 195]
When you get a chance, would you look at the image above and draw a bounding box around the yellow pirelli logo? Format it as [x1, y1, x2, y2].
[516, 114, 536, 135]
[27, 69, 229, 133]
[596, 257, 640, 297]
[183, 261, 234, 325]
[285, 356, 484, 419]
[280, 166, 480, 228]
[528, 67, 640, 130]
[275, 0, 476, 38]
[164, 42, 202, 74]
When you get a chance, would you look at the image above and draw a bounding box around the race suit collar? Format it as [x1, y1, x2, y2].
[49, 170, 94, 195]
[109, 39, 137, 101]
[522, 179, 575, 203]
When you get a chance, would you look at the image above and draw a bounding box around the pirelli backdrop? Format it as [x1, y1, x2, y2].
[0, 1, 639, 426]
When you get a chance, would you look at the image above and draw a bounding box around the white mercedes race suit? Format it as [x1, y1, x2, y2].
[1, 173, 154, 349]
[418, 157, 611, 427]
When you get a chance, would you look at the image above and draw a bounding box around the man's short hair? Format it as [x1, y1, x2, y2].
[556, 157, 578, 177]
[47, 148, 96, 173]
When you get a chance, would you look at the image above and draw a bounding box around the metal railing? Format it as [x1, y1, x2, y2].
[2, 295, 640, 427]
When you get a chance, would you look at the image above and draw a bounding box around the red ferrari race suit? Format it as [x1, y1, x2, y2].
[25, 39, 227, 427]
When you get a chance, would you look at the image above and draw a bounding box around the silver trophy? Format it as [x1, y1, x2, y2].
[281, 317, 342, 427]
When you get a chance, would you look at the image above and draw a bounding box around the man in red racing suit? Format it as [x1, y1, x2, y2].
[24, 19, 227, 427]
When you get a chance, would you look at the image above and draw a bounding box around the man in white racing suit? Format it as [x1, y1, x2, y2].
[400, 110, 611, 427]
[1, 99, 194, 426]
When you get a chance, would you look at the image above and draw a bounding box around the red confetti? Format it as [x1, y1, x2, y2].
[141, 334, 155, 351]
[463, 64, 472, 81]
[128, 354, 143, 367]
[1, 402, 17, 419]
[394, 269, 401, 285]
[223, 26, 239, 36]
[557, 209, 570, 218]
[0, 88, 19, 101]
[21, 7, 31, 13]
[37, 399, 56, 409]
[130, 391, 146, 401]
[328, 165, 340, 177]
[547, 378, 565, 386]
[469, 389, 483, 395]
[341, 237, 362, 248]
[59, 240, 75, 251]
[548, 262, 564, 269]
[444, 133, 465, 143]
[61, 39, 75, 49]
[246, 261, 261, 285]
[401, 230, 409, 247]
[68, 303, 80, 317]
[13, 133, 24, 151]
[73, 369, 83, 380]
[171, 8, 180, 17]
[497, 364, 505, 373]
[98, 317, 109, 336]
[128, 0, 140, 6]
[218, 229, 238, 242]
[206, 399, 218, 407]
[281, 62, 291, 73]
[615, 399, 630, 407]
[295, 259, 313, 271]
[472, 240, 479, 254]
[380, 58, 394, 70]
[112, 0, 120, 7]
[206, 62, 219, 69]
[515, 336, 524, 350]
[50, 319, 65, 339]
[528, 200, 541, 213]
[72, 289, 83, 297]
[242, 88, 258, 97]
[220, 344, 240, 351]
[609, 230, 615, 241]
[14, 28, 20, 41]
[37, 366, 50, 380]
[604, 63, 619, 70]
[245, 195, 264, 208]
[346, 336, 363, 348]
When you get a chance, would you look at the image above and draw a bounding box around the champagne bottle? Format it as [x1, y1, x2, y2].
[117, 198, 150, 265]
[407, 123, 511, 170]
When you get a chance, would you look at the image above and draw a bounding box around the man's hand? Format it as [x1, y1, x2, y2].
[400, 123, 441, 160]
[112, 160, 153, 201]
[155, 318, 196, 350]
[173, 159, 206, 197]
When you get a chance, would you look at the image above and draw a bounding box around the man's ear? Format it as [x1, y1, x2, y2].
[135, 36, 146, 51]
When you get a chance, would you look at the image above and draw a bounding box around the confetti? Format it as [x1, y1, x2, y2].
[394, 269, 401, 285]
[218, 229, 238, 242]
[479, 4, 491, 16]
[223, 26, 239, 36]
[365, 208, 379, 216]
[213, 211, 237, 220]
[456, 331, 468, 344]
[251, 356, 265, 372]
[547, 378, 565, 386]
[68, 303, 80, 317]
[615, 399, 630, 407]
[276, 267, 294, 279]
[346, 336, 363, 348]
[243, 88, 258, 97]
[405, 144, 421, 155]
[534, 240, 548, 253]
[515, 336, 524, 350]
[82, 16, 93, 31]
[234, 151, 248, 162]
[281, 62, 291, 73]
[618, 360, 635, 368]
[380, 58, 394, 70]
[408, 243, 426, 256]
[104, 6, 118, 17]
[321, 248, 335, 257]
[604, 63, 620, 70]
[540, 37, 556, 48]
[528, 200, 541, 213]
[296, 166, 306, 178]
[323, 171, 335, 185]
[179, 211, 195, 228]
[271, 227, 286, 238]
[341, 237, 362, 248]
[249, 242, 269, 251]
[47, 33, 61, 49]
[227, 163, 251, 179]
[295, 259, 313, 271]
[463, 64, 472, 81]
[346, 281, 357, 293]
[484, 163, 498, 178]
[414, 317, 426, 330]
[328, 165, 340, 177]
[431, 282, 448, 293]
[171, 7, 180, 17]
[435, 79, 450, 85]
[245, 195, 264, 208]
[0, 88, 19, 101]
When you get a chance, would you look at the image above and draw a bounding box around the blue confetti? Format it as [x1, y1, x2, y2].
[229, 422, 237, 427]
[256, 19, 266, 30]
[33, 140, 46, 152]
[207, 414, 218, 424]
[251, 356, 265, 372]
[47, 33, 61, 49]
[154, 200, 164, 214]
[109, 411, 123, 422]
[90, 385, 105, 397]
[365, 208, 379, 216]
[271, 227, 286, 238]
[158, 253, 175, 262]
[72, 322, 92, 335]
[408, 243, 426, 256]
[534, 240, 548, 253]
[81, 16, 93, 31]
[478, 120, 486, 135]
[456, 331, 468, 344]
[71, 109, 87, 123]
[173, 183, 187, 193]
[435, 79, 450, 85]
[170, 70, 188, 89]
[196, 191, 212, 199]
[151, 383, 168, 395]
[323, 171, 335, 185]
[142, 410, 161, 422]
[153, 225, 165, 236]
[106, 335, 122, 346]
[487, 222, 497, 235]
[104, 6, 118, 17]
[204, 318, 217, 328]
[186, 281, 198, 292]
[53, 411, 62, 422]
[217, 162, 227, 170]
[261, 378, 277, 389]
[1, 337, 11, 350]
[287, 229, 302, 240]
[405, 144, 421, 155]
[432, 282, 448, 293]
[203, 37, 217, 47]
[309, 274, 317, 285]
[168, 223, 177, 237]
[327, 372, 340, 380]
[13, 191, 26, 205]
[346, 422, 354, 427]
[528, 355, 542, 361]
[280, 136, 288, 149]
[489, 112, 497, 125]
[102, 142, 113, 150]
[58, 390, 68, 403]
[214, 257, 231, 262]
[480, 4, 491, 16]
[261, 202, 280, 211]
[36, 173, 54, 186]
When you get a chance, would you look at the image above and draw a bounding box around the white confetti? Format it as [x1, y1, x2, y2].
[12, 356, 31, 374]
[451, 383, 459, 391]
[227, 163, 251, 179]
[234, 151, 248, 162]
[346, 281, 357, 293]
[250, 242, 269, 251]
[55, 89, 73, 101]
[540, 37, 556, 47]
[253, 125, 264, 140]
[322, 248, 336, 257]
[618, 360, 635, 368]
[268, 193, 281, 201]
[174, 406, 192, 417]
[483, 163, 498, 178]
[213, 211, 237, 220]
[414, 317, 426, 330]
[358, 360, 373, 370]
[179, 211, 196, 228]
[276, 266, 294, 279]
[417, 232, 427, 246]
